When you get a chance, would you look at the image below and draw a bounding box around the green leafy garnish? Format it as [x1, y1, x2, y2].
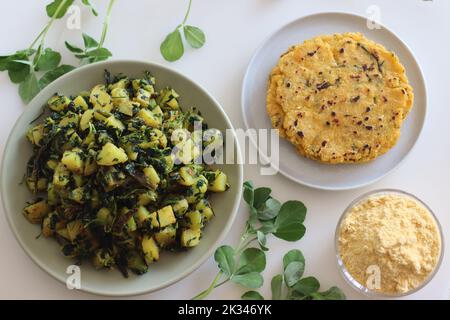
[46, 0, 74, 19]
[0, 0, 115, 104]
[160, 0, 205, 62]
[243, 249, 346, 300]
[192, 181, 308, 300]
[184, 25, 206, 49]
[192, 181, 346, 300]
[160, 30, 184, 62]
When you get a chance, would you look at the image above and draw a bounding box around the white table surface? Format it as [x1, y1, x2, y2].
[1, 0, 449, 300]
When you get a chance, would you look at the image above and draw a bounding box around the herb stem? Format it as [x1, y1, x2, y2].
[191, 271, 223, 300]
[98, 0, 116, 48]
[181, 0, 193, 26]
[32, 0, 70, 66]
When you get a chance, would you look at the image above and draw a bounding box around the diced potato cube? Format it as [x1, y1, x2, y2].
[179, 166, 197, 186]
[196, 199, 214, 222]
[96, 142, 128, 166]
[105, 116, 125, 131]
[137, 191, 157, 206]
[47, 183, 59, 206]
[72, 95, 88, 111]
[42, 213, 57, 237]
[136, 206, 158, 228]
[124, 144, 138, 161]
[90, 85, 113, 112]
[53, 163, 70, 188]
[166, 98, 179, 109]
[109, 78, 128, 90]
[48, 94, 71, 111]
[80, 109, 94, 131]
[208, 171, 229, 192]
[134, 88, 151, 107]
[155, 226, 176, 248]
[59, 112, 79, 127]
[26, 124, 45, 146]
[66, 220, 83, 242]
[61, 149, 83, 174]
[26, 177, 47, 193]
[186, 210, 203, 229]
[23, 200, 51, 224]
[69, 187, 85, 203]
[111, 87, 129, 106]
[157, 205, 176, 228]
[136, 109, 161, 128]
[96, 207, 113, 226]
[172, 198, 189, 216]
[143, 165, 160, 189]
[117, 101, 135, 116]
[181, 228, 201, 247]
[193, 175, 208, 194]
[142, 235, 159, 264]
[47, 160, 58, 170]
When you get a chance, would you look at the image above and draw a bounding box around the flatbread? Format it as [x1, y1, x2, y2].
[267, 32, 414, 163]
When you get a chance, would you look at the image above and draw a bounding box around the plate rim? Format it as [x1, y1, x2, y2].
[0, 59, 244, 297]
[240, 11, 427, 191]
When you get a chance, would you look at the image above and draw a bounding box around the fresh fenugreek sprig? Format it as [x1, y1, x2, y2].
[160, 0, 206, 62]
[0, 0, 114, 103]
[192, 181, 307, 300]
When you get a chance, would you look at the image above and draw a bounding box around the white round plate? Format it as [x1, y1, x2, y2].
[241, 12, 426, 190]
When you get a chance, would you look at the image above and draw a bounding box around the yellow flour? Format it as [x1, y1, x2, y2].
[338, 193, 441, 294]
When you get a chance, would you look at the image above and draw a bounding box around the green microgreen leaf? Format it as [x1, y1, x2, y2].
[81, 0, 98, 16]
[184, 25, 205, 49]
[256, 220, 274, 235]
[46, 0, 75, 19]
[241, 291, 264, 300]
[310, 286, 346, 300]
[65, 41, 84, 54]
[271, 274, 283, 300]
[35, 48, 61, 71]
[284, 261, 305, 287]
[82, 33, 99, 49]
[160, 29, 184, 62]
[292, 276, 320, 296]
[19, 73, 40, 103]
[85, 47, 112, 62]
[231, 272, 263, 289]
[243, 181, 254, 207]
[236, 248, 266, 274]
[253, 187, 271, 209]
[282, 249, 305, 270]
[8, 61, 30, 83]
[258, 198, 281, 220]
[38, 64, 75, 89]
[214, 245, 235, 278]
[273, 200, 307, 241]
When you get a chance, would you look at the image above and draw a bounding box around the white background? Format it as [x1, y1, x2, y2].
[0, 0, 449, 300]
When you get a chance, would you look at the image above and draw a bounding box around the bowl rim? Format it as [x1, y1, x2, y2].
[240, 11, 428, 191]
[334, 188, 444, 298]
[0, 59, 244, 297]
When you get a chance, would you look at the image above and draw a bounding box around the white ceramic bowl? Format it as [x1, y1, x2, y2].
[0, 60, 243, 296]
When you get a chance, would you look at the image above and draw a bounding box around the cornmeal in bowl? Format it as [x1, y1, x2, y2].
[267, 32, 414, 164]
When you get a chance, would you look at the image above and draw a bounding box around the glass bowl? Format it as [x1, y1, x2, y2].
[335, 189, 444, 298]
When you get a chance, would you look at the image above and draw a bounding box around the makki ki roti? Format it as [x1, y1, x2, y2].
[267, 32, 414, 164]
